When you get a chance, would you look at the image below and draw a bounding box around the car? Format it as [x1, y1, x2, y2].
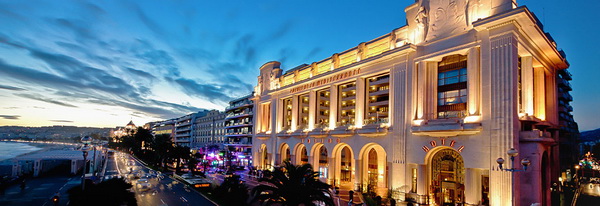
[136, 179, 152, 191]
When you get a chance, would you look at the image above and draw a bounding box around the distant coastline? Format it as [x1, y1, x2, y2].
[0, 140, 79, 162]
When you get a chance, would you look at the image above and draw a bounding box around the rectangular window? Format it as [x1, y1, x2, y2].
[281, 98, 293, 131]
[437, 55, 468, 119]
[338, 81, 356, 126]
[316, 88, 330, 129]
[365, 73, 390, 125]
[298, 93, 310, 129]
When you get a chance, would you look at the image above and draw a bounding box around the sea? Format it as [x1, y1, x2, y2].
[0, 141, 43, 162]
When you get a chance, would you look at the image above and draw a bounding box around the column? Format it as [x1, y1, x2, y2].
[355, 77, 366, 128]
[534, 67, 546, 121]
[292, 95, 299, 130]
[309, 90, 317, 130]
[328, 157, 336, 185]
[467, 47, 481, 117]
[521, 56, 534, 116]
[270, 99, 277, 135]
[330, 85, 338, 129]
[425, 62, 438, 119]
[355, 158, 363, 191]
[488, 33, 519, 206]
[416, 61, 427, 120]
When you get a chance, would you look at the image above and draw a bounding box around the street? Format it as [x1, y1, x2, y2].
[109, 151, 216, 206]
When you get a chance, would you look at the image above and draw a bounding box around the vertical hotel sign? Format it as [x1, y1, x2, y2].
[289, 68, 361, 93]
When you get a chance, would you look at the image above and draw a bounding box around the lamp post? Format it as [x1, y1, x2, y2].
[81, 136, 92, 191]
[496, 148, 531, 206]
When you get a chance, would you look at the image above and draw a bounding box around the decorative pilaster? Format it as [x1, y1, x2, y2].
[521, 56, 534, 116]
[534, 67, 546, 121]
[291, 95, 299, 131]
[355, 77, 366, 128]
[415, 61, 427, 120]
[488, 33, 519, 206]
[426, 62, 438, 119]
[330, 85, 338, 129]
[467, 47, 481, 117]
[391, 61, 409, 190]
[309, 90, 317, 130]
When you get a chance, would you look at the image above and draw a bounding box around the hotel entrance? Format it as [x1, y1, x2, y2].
[429, 148, 465, 206]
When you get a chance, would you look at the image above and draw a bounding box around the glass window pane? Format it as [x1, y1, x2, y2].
[459, 75, 467, 82]
[438, 79, 444, 86]
[447, 90, 458, 97]
[460, 68, 467, 75]
[447, 70, 459, 77]
[448, 77, 458, 84]
[439, 73, 444, 78]
[460, 96, 467, 103]
[438, 99, 445, 106]
[438, 92, 445, 98]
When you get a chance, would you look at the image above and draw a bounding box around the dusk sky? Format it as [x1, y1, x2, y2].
[0, 0, 598, 131]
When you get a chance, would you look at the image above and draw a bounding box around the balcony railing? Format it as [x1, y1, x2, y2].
[363, 118, 389, 126]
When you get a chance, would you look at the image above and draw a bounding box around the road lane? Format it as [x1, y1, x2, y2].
[107, 151, 216, 206]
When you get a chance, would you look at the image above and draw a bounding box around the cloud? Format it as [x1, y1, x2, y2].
[0, 84, 25, 91]
[126, 67, 156, 80]
[50, 120, 73, 123]
[0, 115, 20, 120]
[170, 77, 232, 104]
[14, 93, 78, 108]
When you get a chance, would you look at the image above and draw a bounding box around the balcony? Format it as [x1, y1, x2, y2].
[319, 95, 330, 101]
[225, 111, 253, 120]
[411, 119, 482, 137]
[225, 122, 253, 129]
[225, 102, 253, 112]
[559, 92, 573, 101]
[357, 118, 390, 137]
[340, 105, 355, 111]
[368, 76, 390, 86]
[308, 123, 330, 138]
[368, 89, 389, 97]
[557, 78, 572, 91]
[520, 130, 554, 143]
[368, 100, 389, 107]
[559, 69, 572, 80]
[341, 96, 356, 102]
[330, 122, 356, 137]
[342, 85, 356, 92]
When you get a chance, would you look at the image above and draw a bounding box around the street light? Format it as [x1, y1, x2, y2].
[496, 148, 531, 172]
[496, 148, 531, 206]
[81, 136, 92, 190]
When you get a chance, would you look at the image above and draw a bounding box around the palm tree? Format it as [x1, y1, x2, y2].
[251, 161, 334, 206]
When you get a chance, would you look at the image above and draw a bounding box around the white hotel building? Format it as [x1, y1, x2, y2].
[252, 0, 569, 205]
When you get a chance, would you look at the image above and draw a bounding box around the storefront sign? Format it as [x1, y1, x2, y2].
[289, 68, 361, 93]
[422, 139, 464, 153]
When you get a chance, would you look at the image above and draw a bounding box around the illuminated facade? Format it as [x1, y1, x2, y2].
[224, 94, 254, 166]
[192, 110, 226, 148]
[252, 0, 571, 205]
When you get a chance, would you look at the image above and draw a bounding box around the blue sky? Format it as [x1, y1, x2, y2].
[0, 0, 598, 131]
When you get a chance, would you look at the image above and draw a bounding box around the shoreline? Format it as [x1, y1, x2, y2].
[0, 140, 80, 163]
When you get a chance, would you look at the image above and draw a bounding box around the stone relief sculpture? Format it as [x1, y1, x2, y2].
[255, 76, 263, 95]
[415, 6, 428, 43]
[466, 0, 482, 26]
[269, 70, 280, 90]
[427, 0, 468, 41]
